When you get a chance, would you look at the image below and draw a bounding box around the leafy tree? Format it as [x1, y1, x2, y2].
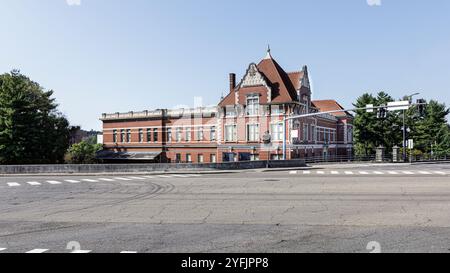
[0, 70, 70, 164]
[65, 137, 103, 164]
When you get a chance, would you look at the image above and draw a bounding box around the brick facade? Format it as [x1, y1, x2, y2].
[99, 50, 353, 163]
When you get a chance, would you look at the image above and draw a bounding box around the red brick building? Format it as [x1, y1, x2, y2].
[98, 50, 353, 163]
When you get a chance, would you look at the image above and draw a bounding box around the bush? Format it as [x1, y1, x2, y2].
[65, 137, 102, 164]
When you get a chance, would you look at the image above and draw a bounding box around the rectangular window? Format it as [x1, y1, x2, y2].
[138, 129, 143, 143]
[198, 154, 204, 163]
[197, 127, 204, 141]
[186, 128, 192, 142]
[147, 129, 152, 143]
[120, 129, 125, 143]
[225, 125, 237, 142]
[167, 128, 172, 142]
[113, 129, 117, 143]
[247, 124, 260, 142]
[210, 154, 217, 163]
[153, 128, 158, 142]
[270, 154, 282, 160]
[271, 105, 284, 115]
[250, 154, 260, 161]
[210, 126, 216, 141]
[176, 153, 181, 163]
[246, 95, 260, 116]
[176, 128, 182, 142]
[186, 154, 192, 163]
[271, 123, 283, 141]
[126, 129, 131, 143]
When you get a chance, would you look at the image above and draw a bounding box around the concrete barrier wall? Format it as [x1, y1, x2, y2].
[0, 160, 306, 174]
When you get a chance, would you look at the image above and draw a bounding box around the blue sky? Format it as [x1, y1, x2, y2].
[1, 0, 449, 130]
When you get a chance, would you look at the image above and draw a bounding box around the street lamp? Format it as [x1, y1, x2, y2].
[403, 92, 420, 162]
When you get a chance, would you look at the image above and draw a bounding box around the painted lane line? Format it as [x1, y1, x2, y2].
[434, 171, 446, 175]
[331, 171, 340, 175]
[171, 175, 189, 178]
[7, 182, 21, 187]
[65, 180, 80, 183]
[0, 248, 6, 252]
[388, 171, 399, 175]
[373, 171, 384, 175]
[128, 177, 146, 180]
[26, 249, 49, 253]
[158, 175, 172, 178]
[81, 179, 98, 182]
[419, 171, 431, 175]
[98, 178, 115, 182]
[142, 176, 156, 179]
[345, 171, 354, 175]
[46, 181, 62, 185]
[120, 251, 138, 254]
[316, 171, 325, 175]
[402, 171, 414, 175]
[359, 171, 369, 175]
[114, 177, 133, 181]
[184, 174, 202, 177]
[71, 250, 92, 253]
[27, 182, 41, 186]
[303, 171, 311, 175]
[289, 171, 298, 175]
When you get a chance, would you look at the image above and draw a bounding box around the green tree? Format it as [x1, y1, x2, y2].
[66, 137, 103, 164]
[0, 70, 70, 164]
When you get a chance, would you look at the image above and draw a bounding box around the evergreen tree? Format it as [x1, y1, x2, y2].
[0, 70, 70, 164]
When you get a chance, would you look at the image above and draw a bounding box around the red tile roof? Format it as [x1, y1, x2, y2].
[311, 100, 352, 117]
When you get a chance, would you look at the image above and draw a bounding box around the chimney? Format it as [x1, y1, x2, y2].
[229, 73, 236, 93]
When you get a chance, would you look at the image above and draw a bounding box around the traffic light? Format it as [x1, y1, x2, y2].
[417, 99, 426, 117]
[377, 107, 387, 119]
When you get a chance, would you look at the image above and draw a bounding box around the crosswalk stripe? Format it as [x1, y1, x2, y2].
[419, 171, 431, 174]
[289, 171, 297, 175]
[71, 250, 92, 253]
[359, 171, 369, 175]
[345, 171, 354, 175]
[114, 177, 132, 181]
[46, 181, 62, 185]
[171, 175, 189, 178]
[402, 171, 414, 175]
[373, 171, 384, 175]
[128, 177, 146, 180]
[98, 178, 115, 182]
[434, 171, 446, 175]
[388, 171, 399, 175]
[142, 176, 156, 179]
[65, 180, 80, 183]
[7, 182, 21, 187]
[316, 171, 325, 175]
[120, 251, 138, 254]
[26, 249, 49, 253]
[158, 175, 172, 178]
[303, 171, 311, 174]
[331, 171, 340, 175]
[27, 182, 41, 186]
[0, 248, 6, 252]
[81, 179, 98, 183]
[185, 174, 202, 177]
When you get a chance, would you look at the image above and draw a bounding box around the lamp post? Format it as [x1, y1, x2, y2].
[403, 93, 420, 162]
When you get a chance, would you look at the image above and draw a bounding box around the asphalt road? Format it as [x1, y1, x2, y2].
[1, 163, 450, 253]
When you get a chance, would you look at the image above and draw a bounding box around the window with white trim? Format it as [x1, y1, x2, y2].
[246, 94, 260, 116]
[225, 125, 237, 142]
[271, 123, 283, 141]
[247, 124, 260, 142]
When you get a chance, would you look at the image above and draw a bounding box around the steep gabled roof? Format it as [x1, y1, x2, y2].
[257, 56, 299, 103]
[287, 71, 304, 91]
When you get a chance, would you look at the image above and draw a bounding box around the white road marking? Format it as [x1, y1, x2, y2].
[26, 249, 49, 253]
[316, 171, 325, 175]
[7, 182, 21, 187]
[114, 177, 132, 181]
[158, 175, 172, 178]
[345, 171, 354, 175]
[303, 171, 311, 174]
[65, 180, 81, 183]
[27, 182, 41, 186]
[0, 248, 6, 252]
[434, 171, 446, 175]
[373, 171, 384, 175]
[71, 250, 92, 253]
[402, 171, 414, 175]
[128, 177, 146, 180]
[388, 171, 399, 175]
[359, 171, 369, 175]
[171, 175, 189, 178]
[331, 171, 340, 175]
[185, 174, 201, 177]
[289, 171, 298, 175]
[81, 179, 98, 183]
[419, 171, 431, 175]
[98, 178, 115, 182]
[120, 251, 138, 253]
[46, 181, 62, 185]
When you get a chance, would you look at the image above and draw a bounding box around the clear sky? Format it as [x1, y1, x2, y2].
[1, 0, 449, 130]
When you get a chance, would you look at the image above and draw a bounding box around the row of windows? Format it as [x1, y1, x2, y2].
[175, 153, 217, 163]
[224, 123, 285, 142]
[112, 127, 216, 143]
[300, 124, 337, 143]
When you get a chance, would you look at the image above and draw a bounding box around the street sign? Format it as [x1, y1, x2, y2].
[408, 139, 414, 149]
[387, 101, 410, 111]
[366, 104, 374, 113]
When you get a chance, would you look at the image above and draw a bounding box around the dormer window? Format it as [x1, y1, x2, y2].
[246, 94, 260, 116]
